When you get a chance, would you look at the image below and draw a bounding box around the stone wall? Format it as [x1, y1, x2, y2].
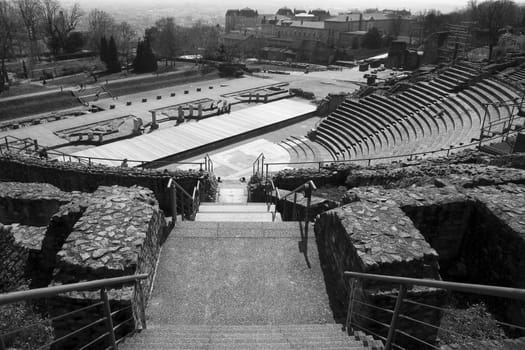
[271, 151, 525, 192]
[345, 186, 475, 273]
[0, 181, 167, 348]
[0, 182, 73, 226]
[32, 200, 88, 288]
[0, 224, 32, 292]
[314, 198, 442, 348]
[46, 185, 166, 348]
[0, 152, 217, 215]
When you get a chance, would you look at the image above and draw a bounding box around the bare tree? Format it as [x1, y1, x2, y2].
[40, 0, 83, 55]
[16, 0, 42, 66]
[0, 0, 21, 92]
[87, 8, 115, 52]
[116, 21, 136, 70]
[469, 0, 520, 60]
[152, 17, 177, 64]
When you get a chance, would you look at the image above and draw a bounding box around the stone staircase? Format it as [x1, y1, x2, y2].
[119, 180, 383, 349]
[195, 203, 281, 222]
[121, 324, 378, 349]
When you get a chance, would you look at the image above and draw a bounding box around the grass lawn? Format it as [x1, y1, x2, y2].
[0, 84, 46, 97]
[0, 92, 81, 121]
[106, 70, 220, 97]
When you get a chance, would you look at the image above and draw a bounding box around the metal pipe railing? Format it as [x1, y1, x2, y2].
[344, 271, 525, 300]
[167, 178, 201, 221]
[0, 274, 148, 350]
[266, 180, 316, 267]
[344, 271, 525, 350]
[0, 274, 148, 306]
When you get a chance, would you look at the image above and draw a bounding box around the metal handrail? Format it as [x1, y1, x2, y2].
[167, 177, 201, 221]
[344, 271, 525, 350]
[266, 179, 316, 268]
[252, 152, 265, 177]
[0, 274, 148, 306]
[0, 274, 148, 350]
[344, 271, 525, 300]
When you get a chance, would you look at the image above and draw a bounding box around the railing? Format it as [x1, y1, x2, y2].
[252, 152, 265, 178]
[204, 153, 214, 172]
[344, 271, 525, 350]
[45, 151, 209, 170]
[167, 177, 201, 221]
[0, 274, 148, 350]
[266, 179, 316, 268]
[0, 142, 213, 172]
[257, 128, 525, 180]
[265, 179, 279, 222]
[0, 135, 39, 155]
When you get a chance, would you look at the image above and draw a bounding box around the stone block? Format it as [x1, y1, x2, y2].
[0, 182, 72, 226]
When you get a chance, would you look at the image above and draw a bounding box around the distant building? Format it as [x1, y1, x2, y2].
[225, 8, 259, 33]
[276, 7, 294, 17]
[222, 7, 416, 63]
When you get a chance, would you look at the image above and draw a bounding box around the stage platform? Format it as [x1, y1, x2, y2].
[71, 99, 316, 167]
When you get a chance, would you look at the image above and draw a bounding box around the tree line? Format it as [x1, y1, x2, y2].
[418, 0, 525, 59]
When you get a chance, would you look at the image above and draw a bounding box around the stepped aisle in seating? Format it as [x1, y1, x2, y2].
[119, 180, 383, 349]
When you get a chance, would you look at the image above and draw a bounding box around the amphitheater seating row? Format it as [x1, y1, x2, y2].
[277, 63, 520, 163]
[307, 76, 521, 161]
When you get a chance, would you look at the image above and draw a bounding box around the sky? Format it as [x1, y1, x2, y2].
[74, 0, 469, 14]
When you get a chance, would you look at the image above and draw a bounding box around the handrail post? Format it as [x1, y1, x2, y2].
[303, 183, 312, 258]
[384, 284, 407, 350]
[100, 287, 117, 350]
[172, 185, 178, 222]
[345, 278, 357, 333]
[135, 280, 147, 330]
[292, 192, 297, 221]
[265, 163, 269, 181]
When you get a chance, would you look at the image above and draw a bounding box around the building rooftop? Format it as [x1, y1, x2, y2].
[285, 20, 325, 29]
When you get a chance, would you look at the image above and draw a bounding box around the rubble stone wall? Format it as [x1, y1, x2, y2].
[0, 182, 72, 226]
[314, 199, 442, 348]
[0, 153, 216, 214]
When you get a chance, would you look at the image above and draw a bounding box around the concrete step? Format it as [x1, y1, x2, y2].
[199, 203, 275, 213]
[119, 324, 379, 350]
[194, 211, 278, 222]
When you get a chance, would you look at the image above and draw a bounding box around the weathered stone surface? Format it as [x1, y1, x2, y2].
[273, 151, 525, 191]
[315, 200, 440, 282]
[53, 185, 165, 285]
[343, 186, 474, 271]
[0, 182, 73, 226]
[315, 198, 442, 349]
[0, 152, 217, 213]
[0, 223, 47, 292]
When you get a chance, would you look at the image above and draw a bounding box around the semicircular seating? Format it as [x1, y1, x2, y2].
[277, 63, 523, 164]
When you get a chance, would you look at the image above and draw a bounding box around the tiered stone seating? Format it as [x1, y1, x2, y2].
[279, 136, 334, 163]
[308, 70, 522, 162]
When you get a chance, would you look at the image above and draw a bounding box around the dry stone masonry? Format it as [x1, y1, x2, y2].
[0, 181, 167, 349]
[0, 151, 217, 213]
[315, 180, 525, 348]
